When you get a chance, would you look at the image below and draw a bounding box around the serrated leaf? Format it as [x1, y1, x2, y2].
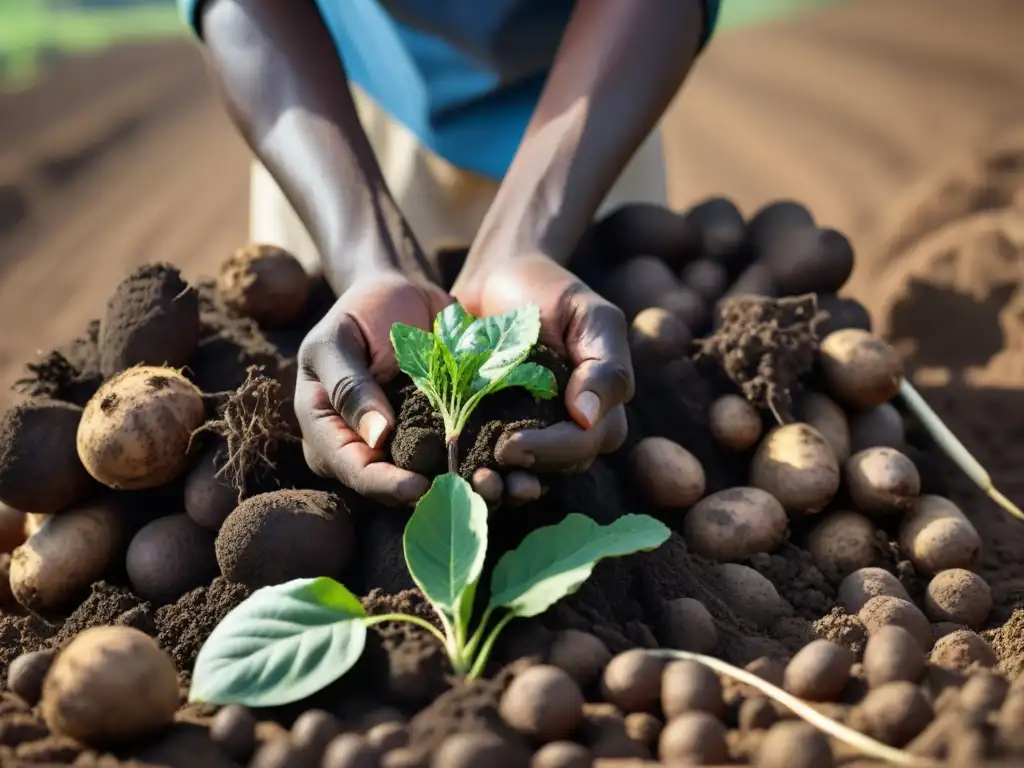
[454, 305, 542, 387]
[434, 303, 475, 354]
[404, 474, 488, 622]
[391, 323, 436, 383]
[189, 578, 367, 707]
[488, 514, 670, 617]
[488, 362, 558, 399]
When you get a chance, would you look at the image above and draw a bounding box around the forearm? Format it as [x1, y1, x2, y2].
[465, 0, 704, 273]
[199, 0, 431, 293]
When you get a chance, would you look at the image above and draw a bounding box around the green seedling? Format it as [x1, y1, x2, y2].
[391, 302, 557, 473]
[188, 473, 670, 707]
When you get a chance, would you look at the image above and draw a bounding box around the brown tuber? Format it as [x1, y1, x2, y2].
[845, 447, 920, 515]
[126, 514, 219, 605]
[818, 329, 903, 409]
[862, 626, 925, 688]
[628, 437, 705, 509]
[658, 711, 728, 765]
[217, 244, 311, 328]
[10, 499, 124, 613]
[757, 721, 834, 768]
[783, 639, 853, 702]
[546, 630, 611, 689]
[750, 423, 840, 515]
[660, 660, 724, 719]
[930, 629, 997, 670]
[848, 681, 932, 747]
[77, 366, 205, 490]
[660, 598, 717, 654]
[708, 394, 763, 452]
[708, 563, 789, 630]
[796, 392, 851, 463]
[683, 487, 788, 562]
[837, 567, 911, 614]
[858, 595, 932, 652]
[499, 665, 584, 743]
[0, 400, 96, 514]
[898, 495, 982, 576]
[600, 650, 665, 714]
[216, 489, 353, 589]
[42, 626, 179, 745]
[807, 511, 877, 576]
[924, 568, 992, 629]
[849, 403, 905, 453]
[628, 307, 691, 363]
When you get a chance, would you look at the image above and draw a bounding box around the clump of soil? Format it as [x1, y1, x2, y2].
[98, 263, 200, 378]
[386, 346, 571, 478]
[13, 320, 103, 407]
[696, 294, 823, 422]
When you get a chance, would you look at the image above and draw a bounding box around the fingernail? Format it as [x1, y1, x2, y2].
[496, 436, 534, 468]
[575, 391, 601, 429]
[358, 411, 389, 449]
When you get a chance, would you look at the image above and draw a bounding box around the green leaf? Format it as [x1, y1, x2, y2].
[455, 305, 542, 387]
[189, 578, 367, 707]
[488, 514, 670, 617]
[491, 362, 558, 399]
[391, 323, 436, 383]
[404, 474, 489, 622]
[434, 303, 475, 354]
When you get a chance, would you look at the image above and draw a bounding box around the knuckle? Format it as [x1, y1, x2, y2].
[330, 373, 376, 421]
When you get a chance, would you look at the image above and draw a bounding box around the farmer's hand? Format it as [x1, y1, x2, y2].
[453, 253, 632, 476]
[295, 270, 449, 505]
[296, 269, 552, 506]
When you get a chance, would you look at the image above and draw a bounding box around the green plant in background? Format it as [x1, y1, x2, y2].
[391, 302, 557, 473]
[189, 473, 670, 706]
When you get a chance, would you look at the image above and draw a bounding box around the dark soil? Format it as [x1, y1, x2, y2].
[696, 293, 824, 423]
[98, 263, 200, 378]
[386, 345, 572, 478]
[12, 320, 103, 407]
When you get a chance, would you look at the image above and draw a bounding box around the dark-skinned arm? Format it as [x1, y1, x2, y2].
[198, 0, 434, 293]
[460, 0, 706, 278]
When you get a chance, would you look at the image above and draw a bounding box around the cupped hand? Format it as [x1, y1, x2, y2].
[295, 270, 554, 506]
[452, 254, 633, 475]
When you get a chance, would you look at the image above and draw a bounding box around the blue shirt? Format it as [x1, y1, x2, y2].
[180, 0, 721, 180]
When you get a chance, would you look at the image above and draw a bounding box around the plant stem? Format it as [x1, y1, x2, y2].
[466, 612, 514, 680]
[899, 380, 1024, 522]
[463, 607, 494, 661]
[645, 649, 935, 767]
[363, 613, 448, 647]
[447, 437, 459, 475]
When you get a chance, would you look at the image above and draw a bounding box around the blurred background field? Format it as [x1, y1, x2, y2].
[0, 0, 1023, 502]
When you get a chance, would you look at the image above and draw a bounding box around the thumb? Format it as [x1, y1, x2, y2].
[564, 297, 634, 429]
[310, 316, 397, 450]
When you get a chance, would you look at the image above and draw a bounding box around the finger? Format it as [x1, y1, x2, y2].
[563, 296, 634, 429]
[471, 468, 504, 506]
[296, 380, 429, 506]
[307, 316, 396, 450]
[505, 471, 542, 505]
[496, 406, 627, 473]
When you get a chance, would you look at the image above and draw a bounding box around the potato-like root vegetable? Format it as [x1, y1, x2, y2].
[837, 567, 910, 614]
[683, 487, 787, 562]
[127, 514, 219, 605]
[216, 490, 353, 588]
[0, 400, 96, 514]
[629, 437, 705, 509]
[99, 263, 200, 378]
[898, 495, 982, 576]
[660, 598, 717, 655]
[796, 392, 851, 463]
[499, 665, 584, 743]
[217, 244, 311, 328]
[10, 500, 124, 613]
[599, 256, 684, 321]
[862, 626, 925, 688]
[847, 682, 932, 747]
[818, 329, 903, 409]
[764, 227, 855, 296]
[708, 394, 762, 452]
[596, 202, 694, 266]
[42, 626, 178, 745]
[929, 630, 997, 671]
[77, 366, 205, 490]
[184, 444, 240, 531]
[628, 308, 691, 363]
[750, 423, 839, 515]
[684, 196, 747, 268]
[845, 447, 920, 515]
[858, 596, 932, 653]
[680, 259, 728, 304]
[849, 403, 905, 453]
[756, 722, 833, 768]
[807, 511, 877, 576]
[661, 660, 725, 719]
[601, 649, 666, 714]
[659, 711, 729, 764]
[783, 639, 854, 702]
[547, 630, 612, 689]
[923, 568, 992, 629]
[708, 563, 789, 630]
